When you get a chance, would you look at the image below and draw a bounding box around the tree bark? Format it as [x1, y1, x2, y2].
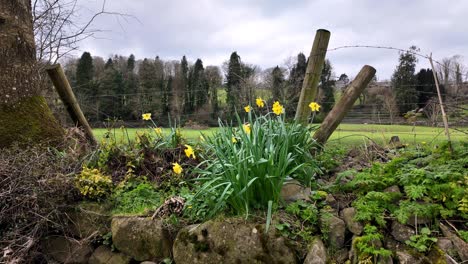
[0, 0, 63, 148]
[313, 65, 376, 146]
[295, 29, 330, 124]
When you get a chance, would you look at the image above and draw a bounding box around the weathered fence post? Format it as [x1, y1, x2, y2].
[295, 29, 331, 124]
[313, 65, 376, 146]
[46, 64, 98, 146]
[429, 53, 452, 153]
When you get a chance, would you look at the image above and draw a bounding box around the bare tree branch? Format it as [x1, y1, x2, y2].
[33, 0, 136, 64]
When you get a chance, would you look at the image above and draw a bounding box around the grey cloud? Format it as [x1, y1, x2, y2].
[75, 0, 468, 79]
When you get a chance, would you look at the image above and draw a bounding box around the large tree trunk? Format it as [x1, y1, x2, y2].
[0, 0, 63, 147]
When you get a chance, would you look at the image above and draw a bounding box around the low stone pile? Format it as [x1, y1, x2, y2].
[40, 190, 467, 264]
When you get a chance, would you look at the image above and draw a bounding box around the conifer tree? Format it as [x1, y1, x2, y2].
[271, 66, 285, 101]
[181, 56, 192, 114]
[138, 58, 157, 113]
[226, 52, 242, 115]
[287, 53, 307, 117]
[75, 52, 97, 120]
[75, 52, 95, 98]
[320, 59, 335, 113]
[391, 46, 419, 114]
[192, 59, 208, 109]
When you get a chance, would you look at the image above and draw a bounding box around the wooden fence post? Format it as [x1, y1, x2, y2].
[295, 29, 331, 124]
[313, 65, 376, 146]
[429, 54, 452, 153]
[46, 64, 98, 146]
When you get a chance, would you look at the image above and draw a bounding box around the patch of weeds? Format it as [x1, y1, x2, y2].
[275, 200, 320, 260]
[459, 230, 468, 243]
[112, 182, 161, 215]
[405, 227, 437, 253]
[353, 191, 401, 227]
[353, 225, 392, 262]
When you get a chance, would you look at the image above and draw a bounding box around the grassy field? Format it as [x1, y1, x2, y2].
[93, 124, 466, 147]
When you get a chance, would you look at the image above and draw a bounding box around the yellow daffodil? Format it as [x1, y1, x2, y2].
[272, 101, 284, 115]
[309, 102, 321, 112]
[244, 105, 251, 113]
[256, 97, 265, 108]
[172, 162, 183, 174]
[232, 136, 238, 143]
[142, 113, 152, 120]
[184, 145, 196, 159]
[243, 123, 251, 134]
[154, 127, 163, 136]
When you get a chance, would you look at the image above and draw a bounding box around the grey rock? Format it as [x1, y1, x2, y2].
[172, 218, 295, 264]
[325, 194, 338, 210]
[406, 215, 431, 226]
[334, 248, 349, 263]
[396, 250, 422, 264]
[41, 236, 92, 264]
[436, 237, 454, 253]
[88, 246, 131, 264]
[69, 202, 111, 239]
[111, 217, 172, 261]
[391, 221, 415, 243]
[321, 214, 346, 249]
[304, 237, 327, 264]
[280, 180, 311, 203]
[341, 207, 363, 235]
[383, 185, 401, 194]
[440, 223, 468, 261]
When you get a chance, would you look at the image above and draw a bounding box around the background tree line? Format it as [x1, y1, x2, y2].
[57, 48, 464, 127]
[60, 51, 338, 126]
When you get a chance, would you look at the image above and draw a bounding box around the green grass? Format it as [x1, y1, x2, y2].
[217, 88, 272, 107]
[93, 124, 466, 147]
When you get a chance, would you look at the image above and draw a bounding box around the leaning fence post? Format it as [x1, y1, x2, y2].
[313, 65, 376, 146]
[295, 29, 331, 124]
[46, 64, 98, 146]
[428, 53, 452, 153]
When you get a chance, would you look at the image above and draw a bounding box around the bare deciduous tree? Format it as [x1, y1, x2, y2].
[33, 0, 131, 64]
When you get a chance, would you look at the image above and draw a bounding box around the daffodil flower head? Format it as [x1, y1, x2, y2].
[172, 162, 183, 174]
[243, 123, 251, 134]
[309, 102, 321, 112]
[256, 97, 265, 108]
[184, 144, 196, 159]
[272, 101, 284, 115]
[231, 136, 238, 143]
[142, 113, 152, 120]
[244, 105, 251, 113]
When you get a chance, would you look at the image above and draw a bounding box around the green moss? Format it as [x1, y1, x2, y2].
[0, 96, 64, 147]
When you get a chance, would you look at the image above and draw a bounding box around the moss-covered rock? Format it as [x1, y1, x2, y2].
[172, 218, 296, 264]
[88, 245, 132, 264]
[0, 96, 64, 148]
[303, 237, 327, 264]
[41, 236, 93, 264]
[69, 202, 112, 239]
[111, 217, 172, 262]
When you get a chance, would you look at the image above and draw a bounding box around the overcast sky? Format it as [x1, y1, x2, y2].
[76, 0, 468, 80]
